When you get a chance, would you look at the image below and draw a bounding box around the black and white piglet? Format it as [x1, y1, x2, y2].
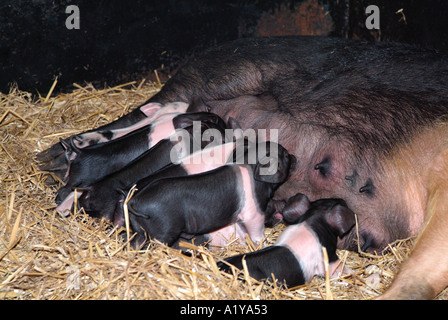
[182, 197, 286, 250]
[218, 195, 355, 287]
[127, 141, 294, 248]
[38, 101, 184, 182]
[56, 110, 225, 203]
[73, 119, 231, 225]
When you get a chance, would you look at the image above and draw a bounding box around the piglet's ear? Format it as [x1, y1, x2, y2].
[60, 137, 79, 162]
[282, 193, 310, 224]
[325, 203, 356, 237]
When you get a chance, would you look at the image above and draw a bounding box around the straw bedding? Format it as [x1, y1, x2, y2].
[1, 79, 447, 300]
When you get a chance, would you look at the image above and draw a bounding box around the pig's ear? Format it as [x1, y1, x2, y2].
[253, 156, 287, 184]
[282, 193, 310, 224]
[325, 203, 356, 237]
[59, 137, 79, 163]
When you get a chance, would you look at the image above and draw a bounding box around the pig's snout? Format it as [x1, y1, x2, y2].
[272, 212, 284, 225]
[265, 199, 286, 227]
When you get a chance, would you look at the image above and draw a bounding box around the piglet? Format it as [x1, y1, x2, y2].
[70, 102, 189, 148]
[55, 111, 225, 203]
[72, 118, 229, 223]
[218, 196, 355, 288]
[70, 98, 211, 148]
[37, 101, 184, 181]
[127, 141, 294, 248]
[172, 198, 286, 250]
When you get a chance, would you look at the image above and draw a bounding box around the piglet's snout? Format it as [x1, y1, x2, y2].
[328, 259, 353, 279]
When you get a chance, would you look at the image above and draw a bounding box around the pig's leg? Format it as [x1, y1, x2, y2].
[208, 224, 249, 248]
[379, 149, 448, 299]
[171, 234, 211, 250]
[129, 231, 149, 250]
[56, 191, 83, 216]
[128, 205, 182, 247]
[110, 193, 126, 228]
[329, 259, 353, 279]
[236, 167, 269, 246]
[238, 219, 265, 247]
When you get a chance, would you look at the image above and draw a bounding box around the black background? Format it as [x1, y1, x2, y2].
[1, 0, 448, 94]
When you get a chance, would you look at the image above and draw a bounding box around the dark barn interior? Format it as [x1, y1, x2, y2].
[1, 0, 448, 94]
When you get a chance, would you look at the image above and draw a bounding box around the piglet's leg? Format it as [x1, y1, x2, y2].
[56, 191, 83, 216]
[241, 219, 266, 248]
[328, 259, 353, 279]
[379, 150, 448, 299]
[208, 224, 249, 248]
